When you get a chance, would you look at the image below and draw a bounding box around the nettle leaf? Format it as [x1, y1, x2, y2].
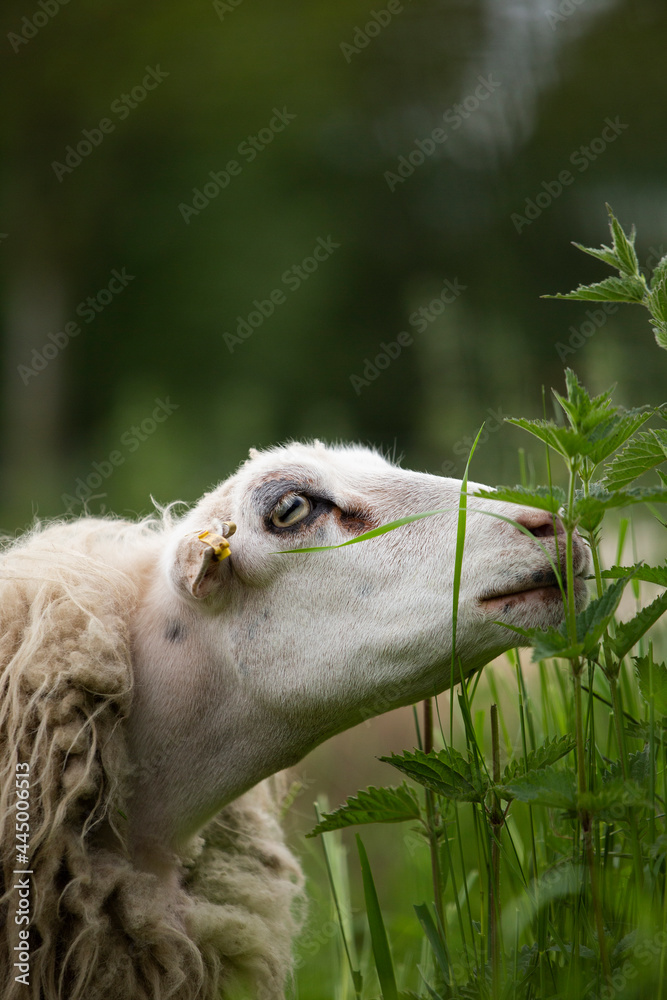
[571, 241, 621, 271]
[603, 563, 667, 587]
[381, 748, 488, 803]
[625, 718, 667, 742]
[612, 590, 667, 660]
[505, 417, 589, 460]
[581, 410, 652, 466]
[501, 735, 576, 784]
[307, 784, 422, 837]
[529, 630, 584, 662]
[635, 655, 667, 716]
[557, 369, 614, 427]
[649, 286, 667, 324]
[604, 746, 652, 786]
[500, 766, 576, 809]
[607, 205, 641, 278]
[603, 428, 667, 489]
[648, 257, 667, 326]
[575, 576, 628, 652]
[524, 576, 628, 663]
[650, 254, 667, 293]
[653, 320, 667, 351]
[574, 485, 667, 533]
[579, 778, 648, 815]
[546, 275, 646, 304]
[473, 484, 565, 514]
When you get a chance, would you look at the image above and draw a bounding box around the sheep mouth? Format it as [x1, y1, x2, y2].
[479, 572, 588, 612]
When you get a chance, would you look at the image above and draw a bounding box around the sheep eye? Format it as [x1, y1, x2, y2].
[271, 493, 312, 528]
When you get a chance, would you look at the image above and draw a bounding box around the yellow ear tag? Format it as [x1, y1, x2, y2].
[198, 529, 232, 562]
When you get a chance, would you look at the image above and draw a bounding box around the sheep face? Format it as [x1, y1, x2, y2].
[128, 440, 589, 854]
[164, 441, 588, 731]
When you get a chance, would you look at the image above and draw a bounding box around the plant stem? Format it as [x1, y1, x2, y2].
[574, 670, 610, 979]
[423, 698, 447, 940]
[490, 704, 502, 1000]
[568, 463, 610, 981]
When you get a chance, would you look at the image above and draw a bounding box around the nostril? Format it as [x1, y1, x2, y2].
[531, 518, 565, 538]
[514, 510, 565, 538]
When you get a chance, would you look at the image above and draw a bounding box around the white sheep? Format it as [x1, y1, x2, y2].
[0, 440, 589, 999]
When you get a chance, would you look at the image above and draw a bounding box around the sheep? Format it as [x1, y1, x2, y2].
[0, 440, 590, 999]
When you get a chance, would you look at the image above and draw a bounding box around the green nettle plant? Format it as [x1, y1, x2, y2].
[304, 207, 667, 1000]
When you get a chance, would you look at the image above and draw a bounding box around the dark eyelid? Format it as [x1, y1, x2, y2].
[264, 493, 334, 532]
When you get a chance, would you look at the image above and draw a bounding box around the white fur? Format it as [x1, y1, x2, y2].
[0, 440, 589, 998]
[128, 441, 588, 864]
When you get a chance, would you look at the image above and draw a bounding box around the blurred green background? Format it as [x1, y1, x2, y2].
[2, 0, 667, 529]
[2, 0, 667, 993]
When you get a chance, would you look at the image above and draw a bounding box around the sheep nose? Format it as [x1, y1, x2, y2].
[513, 508, 565, 538]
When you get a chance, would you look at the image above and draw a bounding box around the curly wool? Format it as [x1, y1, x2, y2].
[0, 518, 304, 1000]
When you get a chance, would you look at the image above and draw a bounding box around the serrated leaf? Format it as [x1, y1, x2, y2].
[574, 485, 667, 533]
[604, 746, 652, 786]
[625, 718, 667, 742]
[607, 204, 640, 278]
[473, 484, 565, 514]
[648, 257, 667, 333]
[612, 590, 667, 660]
[571, 241, 621, 271]
[525, 576, 628, 663]
[603, 429, 667, 489]
[575, 576, 629, 654]
[650, 254, 667, 292]
[579, 778, 648, 814]
[582, 410, 653, 466]
[635, 655, 667, 716]
[501, 735, 576, 784]
[307, 784, 422, 837]
[653, 320, 667, 351]
[547, 275, 646, 304]
[649, 283, 667, 323]
[602, 563, 667, 587]
[528, 628, 584, 662]
[381, 748, 488, 802]
[500, 766, 577, 809]
[505, 417, 589, 460]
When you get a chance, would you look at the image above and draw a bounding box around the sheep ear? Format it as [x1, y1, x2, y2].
[170, 523, 236, 599]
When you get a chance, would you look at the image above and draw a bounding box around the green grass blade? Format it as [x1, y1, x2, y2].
[273, 508, 455, 553]
[315, 804, 363, 996]
[356, 834, 398, 1000]
[414, 902, 451, 982]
